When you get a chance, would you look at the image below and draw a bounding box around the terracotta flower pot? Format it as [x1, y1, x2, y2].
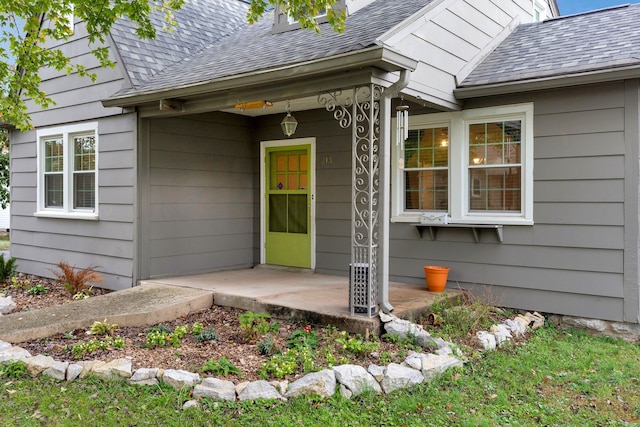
[424, 266, 450, 293]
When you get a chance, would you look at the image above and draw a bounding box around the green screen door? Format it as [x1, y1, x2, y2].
[265, 146, 311, 268]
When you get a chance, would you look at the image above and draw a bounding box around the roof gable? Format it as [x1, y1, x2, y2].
[459, 4, 640, 89]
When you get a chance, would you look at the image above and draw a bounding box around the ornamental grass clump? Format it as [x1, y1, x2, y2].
[0, 254, 17, 282]
[52, 262, 103, 296]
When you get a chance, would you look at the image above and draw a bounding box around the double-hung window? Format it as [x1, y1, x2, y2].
[393, 103, 533, 225]
[403, 125, 449, 212]
[37, 123, 98, 219]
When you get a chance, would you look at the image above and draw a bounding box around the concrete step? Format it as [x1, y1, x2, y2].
[0, 284, 213, 343]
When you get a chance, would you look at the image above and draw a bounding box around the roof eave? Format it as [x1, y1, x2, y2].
[454, 64, 640, 99]
[103, 46, 418, 108]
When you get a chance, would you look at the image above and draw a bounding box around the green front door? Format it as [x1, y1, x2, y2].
[265, 145, 311, 268]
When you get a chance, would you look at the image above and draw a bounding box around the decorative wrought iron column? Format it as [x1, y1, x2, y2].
[319, 84, 382, 317]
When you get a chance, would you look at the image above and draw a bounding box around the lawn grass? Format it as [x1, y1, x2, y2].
[1, 325, 639, 426]
[0, 235, 8, 251]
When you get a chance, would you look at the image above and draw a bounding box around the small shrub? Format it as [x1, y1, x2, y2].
[238, 311, 277, 341]
[173, 325, 189, 339]
[258, 350, 298, 379]
[286, 329, 319, 351]
[147, 324, 172, 335]
[257, 334, 277, 355]
[427, 293, 501, 341]
[195, 328, 220, 343]
[191, 322, 204, 335]
[297, 346, 316, 373]
[71, 336, 125, 359]
[52, 262, 103, 295]
[145, 330, 180, 349]
[88, 319, 118, 336]
[335, 332, 379, 355]
[200, 357, 243, 378]
[9, 277, 26, 289]
[26, 284, 48, 295]
[72, 286, 94, 300]
[0, 254, 17, 282]
[0, 360, 26, 379]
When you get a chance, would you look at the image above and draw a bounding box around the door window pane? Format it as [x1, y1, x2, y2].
[288, 194, 307, 234]
[269, 194, 287, 232]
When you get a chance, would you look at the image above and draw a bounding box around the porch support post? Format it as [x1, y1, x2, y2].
[319, 84, 383, 317]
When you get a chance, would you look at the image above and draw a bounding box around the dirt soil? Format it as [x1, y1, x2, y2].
[2, 277, 412, 382]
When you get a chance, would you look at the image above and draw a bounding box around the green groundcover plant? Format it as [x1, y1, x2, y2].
[1, 325, 639, 426]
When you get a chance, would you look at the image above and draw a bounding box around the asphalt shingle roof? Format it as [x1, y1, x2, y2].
[110, 0, 249, 87]
[460, 4, 640, 88]
[110, 0, 434, 98]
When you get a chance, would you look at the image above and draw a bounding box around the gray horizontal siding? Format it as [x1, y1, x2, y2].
[11, 112, 137, 290]
[141, 112, 255, 278]
[391, 81, 630, 321]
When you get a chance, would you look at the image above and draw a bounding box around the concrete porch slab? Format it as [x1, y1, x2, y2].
[141, 266, 463, 335]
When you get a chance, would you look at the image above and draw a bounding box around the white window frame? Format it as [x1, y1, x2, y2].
[36, 122, 99, 220]
[392, 103, 534, 226]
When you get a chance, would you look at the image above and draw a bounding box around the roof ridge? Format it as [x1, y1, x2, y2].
[545, 3, 630, 22]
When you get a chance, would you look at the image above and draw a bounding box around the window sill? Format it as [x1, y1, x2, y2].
[411, 223, 503, 243]
[34, 211, 98, 221]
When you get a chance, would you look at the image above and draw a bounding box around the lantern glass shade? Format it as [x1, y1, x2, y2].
[281, 112, 298, 137]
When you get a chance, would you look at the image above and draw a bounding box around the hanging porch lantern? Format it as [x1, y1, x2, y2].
[281, 100, 298, 137]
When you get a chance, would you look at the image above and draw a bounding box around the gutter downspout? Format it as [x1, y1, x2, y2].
[378, 70, 411, 313]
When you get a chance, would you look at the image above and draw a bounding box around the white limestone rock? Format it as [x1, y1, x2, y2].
[383, 318, 438, 349]
[162, 369, 201, 390]
[0, 295, 15, 314]
[339, 384, 352, 399]
[379, 312, 394, 323]
[237, 380, 285, 401]
[380, 363, 424, 394]
[129, 368, 160, 386]
[270, 380, 288, 395]
[420, 354, 464, 380]
[611, 322, 640, 337]
[43, 361, 69, 381]
[285, 369, 336, 399]
[235, 381, 250, 396]
[333, 364, 381, 397]
[367, 364, 385, 382]
[562, 316, 607, 332]
[24, 355, 56, 377]
[525, 312, 545, 329]
[0, 340, 11, 351]
[182, 400, 200, 410]
[193, 378, 236, 401]
[93, 358, 132, 380]
[0, 346, 31, 364]
[76, 360, 105, 379]
[490, 324, 512, 346]
[476, 331, 496, 351]
[66, 364, 83, 382]
[403, 353, 424, 371]
[514, 315, 531, 329]
[503, 319, 526, 337]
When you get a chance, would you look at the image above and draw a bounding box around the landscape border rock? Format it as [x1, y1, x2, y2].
[0, 311, 546, 407]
